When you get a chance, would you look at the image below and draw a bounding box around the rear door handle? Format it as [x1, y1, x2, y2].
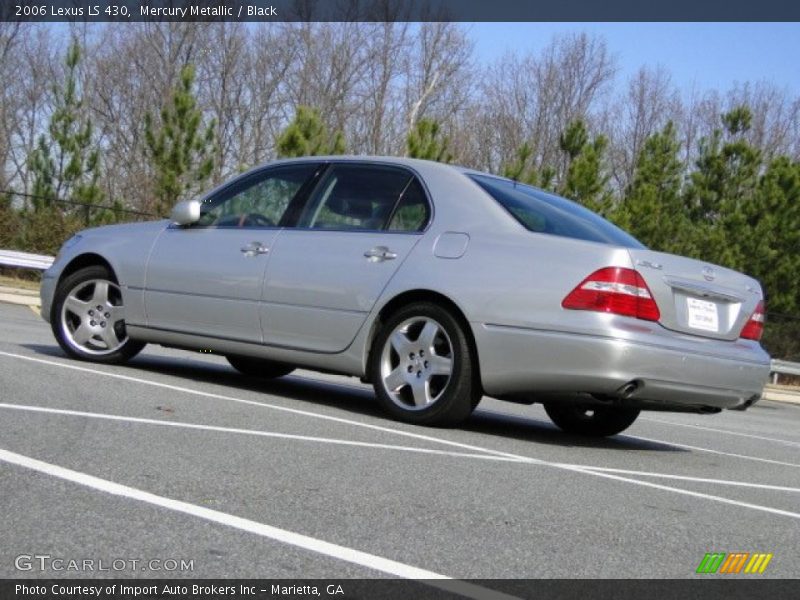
[364, 246, 397, 262]
[241, 242, 269, 257]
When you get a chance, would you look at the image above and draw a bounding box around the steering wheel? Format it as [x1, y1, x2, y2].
[237, 213, 275, 227]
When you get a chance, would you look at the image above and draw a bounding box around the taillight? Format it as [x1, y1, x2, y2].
[562, 267, 661, 321]
[740, 300, 765, 341]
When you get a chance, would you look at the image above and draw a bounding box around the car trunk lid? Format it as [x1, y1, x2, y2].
[627, 249, 763, 341]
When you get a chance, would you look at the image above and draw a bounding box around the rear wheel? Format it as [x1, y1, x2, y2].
[543, 402, 640, 437]
[370, 302, 480, 426]
[52, 265, 145, 364]
[226, 355, 294, 379]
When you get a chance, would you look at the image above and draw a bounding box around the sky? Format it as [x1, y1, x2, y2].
[468, 22, 800, 96]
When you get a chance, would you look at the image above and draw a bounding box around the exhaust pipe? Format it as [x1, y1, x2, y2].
[618, 380, 642, 399]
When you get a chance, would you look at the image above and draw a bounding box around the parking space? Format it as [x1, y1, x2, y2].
[1, 302, 798, 581]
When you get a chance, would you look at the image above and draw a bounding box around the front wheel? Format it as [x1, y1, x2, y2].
[543, 402, 640, 437]
[52, 265, 145, 364]
[226, 355, 295, 379]
[370, 302, 480, 426]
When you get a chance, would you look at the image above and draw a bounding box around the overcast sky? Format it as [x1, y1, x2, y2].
[468, 22, 800, 96]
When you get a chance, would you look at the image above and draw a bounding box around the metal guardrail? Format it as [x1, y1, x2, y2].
[771, 359, 800, 385]
[0, 249, 54, 270]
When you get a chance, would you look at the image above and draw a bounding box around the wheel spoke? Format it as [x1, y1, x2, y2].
[410, 379, 430, 406]
[72, 324, 93, 345]
[389, 330, 411, 355]
[428, 355, 452, 376]
[91, 281, 110, 306]
[100, 326, 121, 349]
[383, 367, 407, 392]
[64, 295, 89, 316]
[417, 320, 439, 351]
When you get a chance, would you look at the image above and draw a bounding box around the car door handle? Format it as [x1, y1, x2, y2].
[241, 242, 269, 257]
[364, 246, 397, 262]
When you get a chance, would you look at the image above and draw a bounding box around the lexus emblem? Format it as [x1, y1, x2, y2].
[702, 266, 715, 282]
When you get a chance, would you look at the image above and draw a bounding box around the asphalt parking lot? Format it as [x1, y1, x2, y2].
[1, 301, 798, 583]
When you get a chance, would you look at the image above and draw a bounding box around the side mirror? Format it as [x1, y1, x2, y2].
[170, 200, 201, 226]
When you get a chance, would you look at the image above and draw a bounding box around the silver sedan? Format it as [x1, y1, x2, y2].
[40, 157, 770, 436]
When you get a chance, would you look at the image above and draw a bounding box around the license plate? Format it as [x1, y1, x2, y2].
[686, 297, 719, 332]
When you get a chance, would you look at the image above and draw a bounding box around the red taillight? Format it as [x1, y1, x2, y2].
[740, 300, 765, 341]
[562, 267, 661, 321]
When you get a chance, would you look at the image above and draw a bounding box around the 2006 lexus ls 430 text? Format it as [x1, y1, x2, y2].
[39, 157, 771, 436]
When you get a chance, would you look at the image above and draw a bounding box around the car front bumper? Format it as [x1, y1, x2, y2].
[39, 271, 57, 323]
[474, 322, 770, 411]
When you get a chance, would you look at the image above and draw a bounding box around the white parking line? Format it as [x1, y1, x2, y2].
[641, 417, 800, 448]
[5, 401, 799, 497]
[0, 402, 519, 464]
[0, 447, 517, 600]
[2, 350, 800, 522]
[563, 465, 800, 493]
[628, 434, 800, 470]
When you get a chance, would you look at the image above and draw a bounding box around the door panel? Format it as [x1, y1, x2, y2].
[260, 231, 419, 352]
[143, 163, 320, 343]
[145, 227, 277, 343]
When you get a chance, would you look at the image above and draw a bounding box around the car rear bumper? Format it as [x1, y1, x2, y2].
[474, 323, 770, 411]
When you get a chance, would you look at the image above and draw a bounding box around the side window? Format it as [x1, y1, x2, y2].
[387, 179, 430, 232]
[297, 165, 414, 231]
[197, 164, 318, 228]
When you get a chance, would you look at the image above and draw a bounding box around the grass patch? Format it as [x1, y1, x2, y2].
[0, 273, 41, 291]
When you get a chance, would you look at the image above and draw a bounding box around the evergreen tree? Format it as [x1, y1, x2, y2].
[685, 105, 761, 269]
[501, 143, 555, 189]
[26, 38, 103, 222]
[613, 122, 689, 253]
[275, 106, 345, 158]
[144, 64, 216, 216]
[406, 118, 452, 163]
[559, 119, 610, 214]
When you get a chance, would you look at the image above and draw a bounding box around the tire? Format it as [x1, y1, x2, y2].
[226, 355, 295, 379]
[370, 302, 480, 426]
[543, 402, 640, 437]
[51, 265, 145, 364]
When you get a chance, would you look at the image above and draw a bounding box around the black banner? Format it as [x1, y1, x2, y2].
[3, 579, 800, 600]
[3, 0, 800, 22]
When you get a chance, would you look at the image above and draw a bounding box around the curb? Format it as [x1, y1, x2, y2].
[0, 291, 40, 307]
[763, 386, 800, 406]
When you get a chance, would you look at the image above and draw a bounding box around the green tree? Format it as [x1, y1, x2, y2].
[685, 105, 761, 269]
[276, 106, 345, 158]
[612, 122, 689, 253]
[501, 143, 555, 189]
[144, 64, 216, 216]
[406, 118, 452, 163]
[26, 38, 103, 222]
[558, 120, 610, 214]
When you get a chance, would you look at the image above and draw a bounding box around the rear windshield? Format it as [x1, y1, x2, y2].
[470, 174, 644, 249]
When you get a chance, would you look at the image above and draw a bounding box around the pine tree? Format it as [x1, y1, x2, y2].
[144, 64, 216, 216]
[685, 105, 761, 269]
[613, 122, 689, 253]
[559, 120, 610, 214]
[275, 106, 345, 158]
[26, 38, 103, 222]
[501, 143, 555, 189]
[406, 118, 452, 163]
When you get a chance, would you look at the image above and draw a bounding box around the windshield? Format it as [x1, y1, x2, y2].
[470, 174, 645, 249]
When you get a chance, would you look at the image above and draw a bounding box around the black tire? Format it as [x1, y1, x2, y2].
[543, 402, 640, 437]
[51, 265, 145, 364]
[370, 302, 481, 426]
[226, 355, 295, 379]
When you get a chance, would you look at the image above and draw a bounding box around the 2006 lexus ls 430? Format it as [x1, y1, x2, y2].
[40, 157, 771, 436]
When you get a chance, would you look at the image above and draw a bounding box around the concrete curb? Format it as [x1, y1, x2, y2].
[763, 386, 800, 406]
[0, 289, 40, 307]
